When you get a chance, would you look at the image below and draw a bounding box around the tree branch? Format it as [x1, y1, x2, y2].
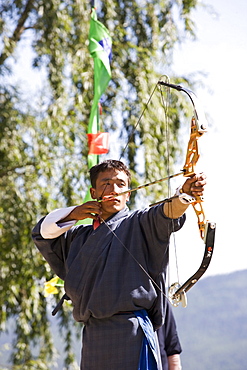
[0, 161, 37, 178]
[0, 0, 35, 65]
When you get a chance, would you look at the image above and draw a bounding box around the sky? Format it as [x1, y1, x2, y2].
[8, 0, 247, 284]
[168, 0, 247, 283]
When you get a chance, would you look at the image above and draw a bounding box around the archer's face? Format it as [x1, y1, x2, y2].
[90, 169, 130, 220]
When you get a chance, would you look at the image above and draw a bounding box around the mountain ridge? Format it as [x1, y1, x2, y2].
[172, 269, 247, 370]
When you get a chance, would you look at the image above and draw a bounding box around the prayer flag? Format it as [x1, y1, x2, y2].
[78, 8, 112, 225]
[87, 132, 109, 155]
[87, 7, 112, 168]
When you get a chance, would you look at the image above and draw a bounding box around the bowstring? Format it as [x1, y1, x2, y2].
[119, 81, 160, 161]
[158, 79, 180, 293]
[98, 80, 160, 201]
[99, 215, 170, 301]
[97, 76, 180, 302]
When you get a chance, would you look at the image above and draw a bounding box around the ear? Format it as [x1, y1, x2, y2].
[90, 187, 97, 199]
[126, 192, 131, 202]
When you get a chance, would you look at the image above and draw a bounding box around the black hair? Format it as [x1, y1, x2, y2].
[89, 159, 131, 188]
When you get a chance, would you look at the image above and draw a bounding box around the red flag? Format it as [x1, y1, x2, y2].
[87, 132, 109, 155]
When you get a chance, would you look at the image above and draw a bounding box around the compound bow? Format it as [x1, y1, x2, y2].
[100, 78, 216, 308]
[157, 80, 216, 307]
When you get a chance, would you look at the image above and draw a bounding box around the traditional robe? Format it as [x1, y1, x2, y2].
[32, 204, 185, 369]
[157, 302, 182, 370]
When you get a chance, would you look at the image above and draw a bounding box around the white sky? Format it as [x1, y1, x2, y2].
[168, 0, 247, 282]
[9, 0, 247, 283]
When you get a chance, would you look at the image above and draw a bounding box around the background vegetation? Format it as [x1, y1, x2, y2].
[1, 0, 205, 367]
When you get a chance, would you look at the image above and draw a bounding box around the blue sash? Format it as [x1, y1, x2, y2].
[135, 310, 160, 370]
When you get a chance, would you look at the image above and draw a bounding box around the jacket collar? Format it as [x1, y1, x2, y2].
[105, 206, 129, 225]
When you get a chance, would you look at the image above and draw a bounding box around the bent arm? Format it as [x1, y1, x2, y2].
[40, 206, 78, 239]
[32, 206, 80, 279]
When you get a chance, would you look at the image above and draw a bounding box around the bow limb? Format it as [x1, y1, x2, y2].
[169, 221, 216, 307]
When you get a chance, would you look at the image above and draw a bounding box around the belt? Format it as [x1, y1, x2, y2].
[115, 311, 133, 315]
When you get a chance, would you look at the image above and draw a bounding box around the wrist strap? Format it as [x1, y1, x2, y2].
[175, 185, 196, 204]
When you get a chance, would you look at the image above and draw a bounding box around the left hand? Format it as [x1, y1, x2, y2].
[182, 173, 206, 198]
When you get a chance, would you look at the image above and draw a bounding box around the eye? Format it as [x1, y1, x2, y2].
[118, 181, 126, 187]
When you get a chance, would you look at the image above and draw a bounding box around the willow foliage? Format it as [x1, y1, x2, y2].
[0, 0, 201, 367]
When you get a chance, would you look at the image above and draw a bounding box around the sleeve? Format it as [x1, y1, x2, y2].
[32, 206, 78, 280]
[40, 206, 77, 238]
[140, 204, 186, 246]
[137, 204, 186, 274]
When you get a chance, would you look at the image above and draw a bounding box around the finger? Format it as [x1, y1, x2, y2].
[77, 202, 102, 218]
[83, 205, 102, 214]
[191, 190, 204, 197]
[190, 173, 206, 187]
[82, 201, 102, 210]
[189, 172, 206, 181]
[192, 180, 206, 190]
[86, 213, 101, 220]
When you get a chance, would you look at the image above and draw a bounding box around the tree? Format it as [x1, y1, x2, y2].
[0, 0, 202, 367]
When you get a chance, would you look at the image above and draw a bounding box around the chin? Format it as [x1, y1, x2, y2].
[104, 203, 123, 213]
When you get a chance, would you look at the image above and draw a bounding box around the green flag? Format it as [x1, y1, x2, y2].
[87, 7, 112, 169]
[78, 8, 112, 225]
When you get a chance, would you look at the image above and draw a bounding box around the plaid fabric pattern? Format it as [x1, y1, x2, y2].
[80, 313, 143, 369]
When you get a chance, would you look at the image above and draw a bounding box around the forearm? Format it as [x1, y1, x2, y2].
[163, 196, 189, 219]
[163, 191, 196, 219]
[168, 354, 182, 370]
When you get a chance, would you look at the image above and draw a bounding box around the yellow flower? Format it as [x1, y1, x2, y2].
[44, 276, 60, 297]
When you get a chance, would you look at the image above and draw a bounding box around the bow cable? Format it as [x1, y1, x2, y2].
[158, 80, 181, 296]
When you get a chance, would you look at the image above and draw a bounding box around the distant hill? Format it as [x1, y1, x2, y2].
[172, 269, 247, 370]
[0, 270, 246, 369]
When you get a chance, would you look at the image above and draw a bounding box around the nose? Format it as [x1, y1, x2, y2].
[107, 182, 118, 194]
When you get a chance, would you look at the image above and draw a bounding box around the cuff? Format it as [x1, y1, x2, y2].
[175, 185, 196, 205]
[40, 206, 78, 239]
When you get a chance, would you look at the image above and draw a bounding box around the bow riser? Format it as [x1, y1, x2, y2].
[183, 117, 202, 177]
[192, 201, 206, 240]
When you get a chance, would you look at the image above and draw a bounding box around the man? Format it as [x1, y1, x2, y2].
[32, 159, 206, 369]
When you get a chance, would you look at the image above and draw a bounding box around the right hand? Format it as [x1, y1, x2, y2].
[63, 201, 102, 221]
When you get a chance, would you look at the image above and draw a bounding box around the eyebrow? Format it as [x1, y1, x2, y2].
[99, 177, 127, 183]
[99, 177, 112, 182]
